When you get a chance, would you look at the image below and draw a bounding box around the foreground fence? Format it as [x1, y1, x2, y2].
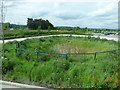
[15, 41, 120, 61]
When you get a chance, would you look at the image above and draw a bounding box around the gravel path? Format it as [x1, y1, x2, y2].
[0, 34, 118, 44]
[0, 80, 50, 89]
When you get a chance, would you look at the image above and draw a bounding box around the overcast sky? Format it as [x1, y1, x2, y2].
[3, 0, 119, 29]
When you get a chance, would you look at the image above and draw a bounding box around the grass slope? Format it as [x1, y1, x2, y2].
[2, 36, 120, 88]
[2, 29, 89, 39]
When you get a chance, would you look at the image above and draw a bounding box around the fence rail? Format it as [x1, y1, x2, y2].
[15, 42, 120, 61]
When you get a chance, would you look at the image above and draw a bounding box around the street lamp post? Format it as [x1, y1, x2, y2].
[1, 0, 4, 58]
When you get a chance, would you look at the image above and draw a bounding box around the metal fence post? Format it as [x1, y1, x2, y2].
[66, 54, 68, 60]
[18, 43, 19, 48]
[15, 44, 17, 55]
[94, 53, 97, 60]
[20, 41, 22, 45]
[37, 51, 38, 60]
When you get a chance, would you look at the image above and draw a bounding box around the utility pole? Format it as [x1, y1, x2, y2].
[1, 0, 4, 58]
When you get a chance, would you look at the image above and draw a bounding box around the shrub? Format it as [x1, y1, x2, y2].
[2, 59, 15, 74]
[39, 38, 45, 42]
[53, 59, 70, 71]
[38, 54, 50, 61]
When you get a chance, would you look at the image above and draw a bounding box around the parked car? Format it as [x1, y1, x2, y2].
[104, 32, 113, 35]
[116, 32, 120, 35]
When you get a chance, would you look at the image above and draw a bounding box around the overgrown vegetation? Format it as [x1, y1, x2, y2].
[3, 29, 89, 39]
[2, 36, 120, 88]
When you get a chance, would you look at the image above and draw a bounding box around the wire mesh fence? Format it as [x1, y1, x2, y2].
[15, 41, 120, 61]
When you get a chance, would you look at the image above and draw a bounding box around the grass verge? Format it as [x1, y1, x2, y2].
[2, 36, 120, 88]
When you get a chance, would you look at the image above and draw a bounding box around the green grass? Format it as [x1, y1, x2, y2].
[1, 29, 90, 39]
[2, 36, 120, 88]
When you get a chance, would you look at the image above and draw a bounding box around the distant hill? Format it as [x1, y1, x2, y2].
[10, 24, 27, 28]
[55, 26, 118, 30]
[9, 24, 118, 30]
[55, 26, 73, 28]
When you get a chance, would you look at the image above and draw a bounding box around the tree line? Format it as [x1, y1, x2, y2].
[27, 18, 54, 30]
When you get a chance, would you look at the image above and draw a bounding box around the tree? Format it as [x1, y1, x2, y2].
[20, 26, 24, 30]
[3, 23, 10, 30]
[85, 27, 87, 30]
[27, 18, 34, 30]
[76, 26, 80, 30]
[27, 18, 54, 30]
[37, 26, 41, 34]
[73, 27, 76, 33]
[48, 26, 51, 32]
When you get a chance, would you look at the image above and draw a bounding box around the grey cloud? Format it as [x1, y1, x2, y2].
[96, 14, 112, 18]
[95, 15, 117, 21]
[30, 10, 50, 18]
[5, 4, 16, 8]
[91, 2, 117, 18]
[113, 21, 118, 24]
[56, 14, 80, 20]
[92, 8, 117, 22]
[5, 1, 118, 29]
[55, 11, 84, 20]
[4, 0, 23, 8]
